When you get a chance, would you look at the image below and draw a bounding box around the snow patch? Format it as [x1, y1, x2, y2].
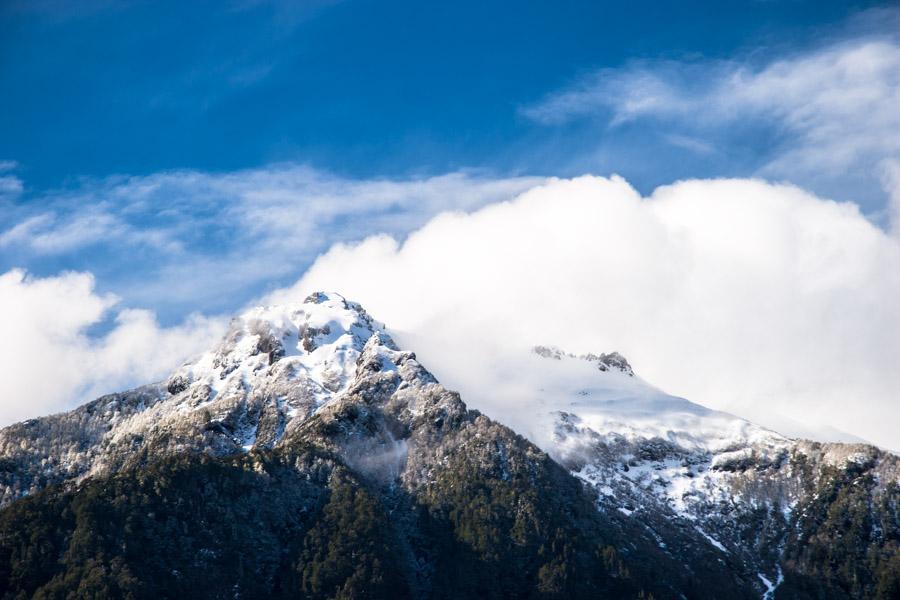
[695, 526, 728, 553]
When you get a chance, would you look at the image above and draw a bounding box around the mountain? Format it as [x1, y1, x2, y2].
[0, 293, 897, 599]
[503, 346, 900, 598]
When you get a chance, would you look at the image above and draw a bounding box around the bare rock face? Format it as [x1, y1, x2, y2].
[166, 374, 190, 395]
[532, 345, 634, 375]
[583, 351, 634, 375]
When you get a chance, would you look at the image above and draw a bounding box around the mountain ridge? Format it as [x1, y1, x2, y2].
[0, 292, 897, 599]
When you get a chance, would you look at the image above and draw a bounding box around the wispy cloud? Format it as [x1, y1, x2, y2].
[0, 209, 181, 254]
[522, 27, 900, 199]
[1, 165, 544, 316]
[0, 161, 23, 202]
[0, 176, 23, 198]
[662, 134, 715, 155]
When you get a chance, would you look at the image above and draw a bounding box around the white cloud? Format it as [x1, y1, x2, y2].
[0, 269, 224, 424]
[273, 175, 900, 451]
[522, 34, 900, 193]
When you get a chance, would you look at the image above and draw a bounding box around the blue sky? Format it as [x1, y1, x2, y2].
[3, 0, 898, 324]
[2, 1, 900, 445]
[1, 0, 891, 188]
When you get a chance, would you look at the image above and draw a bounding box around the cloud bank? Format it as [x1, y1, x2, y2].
[0, 269, 223, 424]
[274, 175, 900, 451]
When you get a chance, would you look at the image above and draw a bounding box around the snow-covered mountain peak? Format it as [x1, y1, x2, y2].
[69, 291, 418, 461]
[521, 343, 781, 452]
[166, 291, 388, 399]
[0, 293, 449, 506]
[509, 343, 803, 544]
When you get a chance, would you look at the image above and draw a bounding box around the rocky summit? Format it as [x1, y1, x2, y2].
[0, 293, 897, 599]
